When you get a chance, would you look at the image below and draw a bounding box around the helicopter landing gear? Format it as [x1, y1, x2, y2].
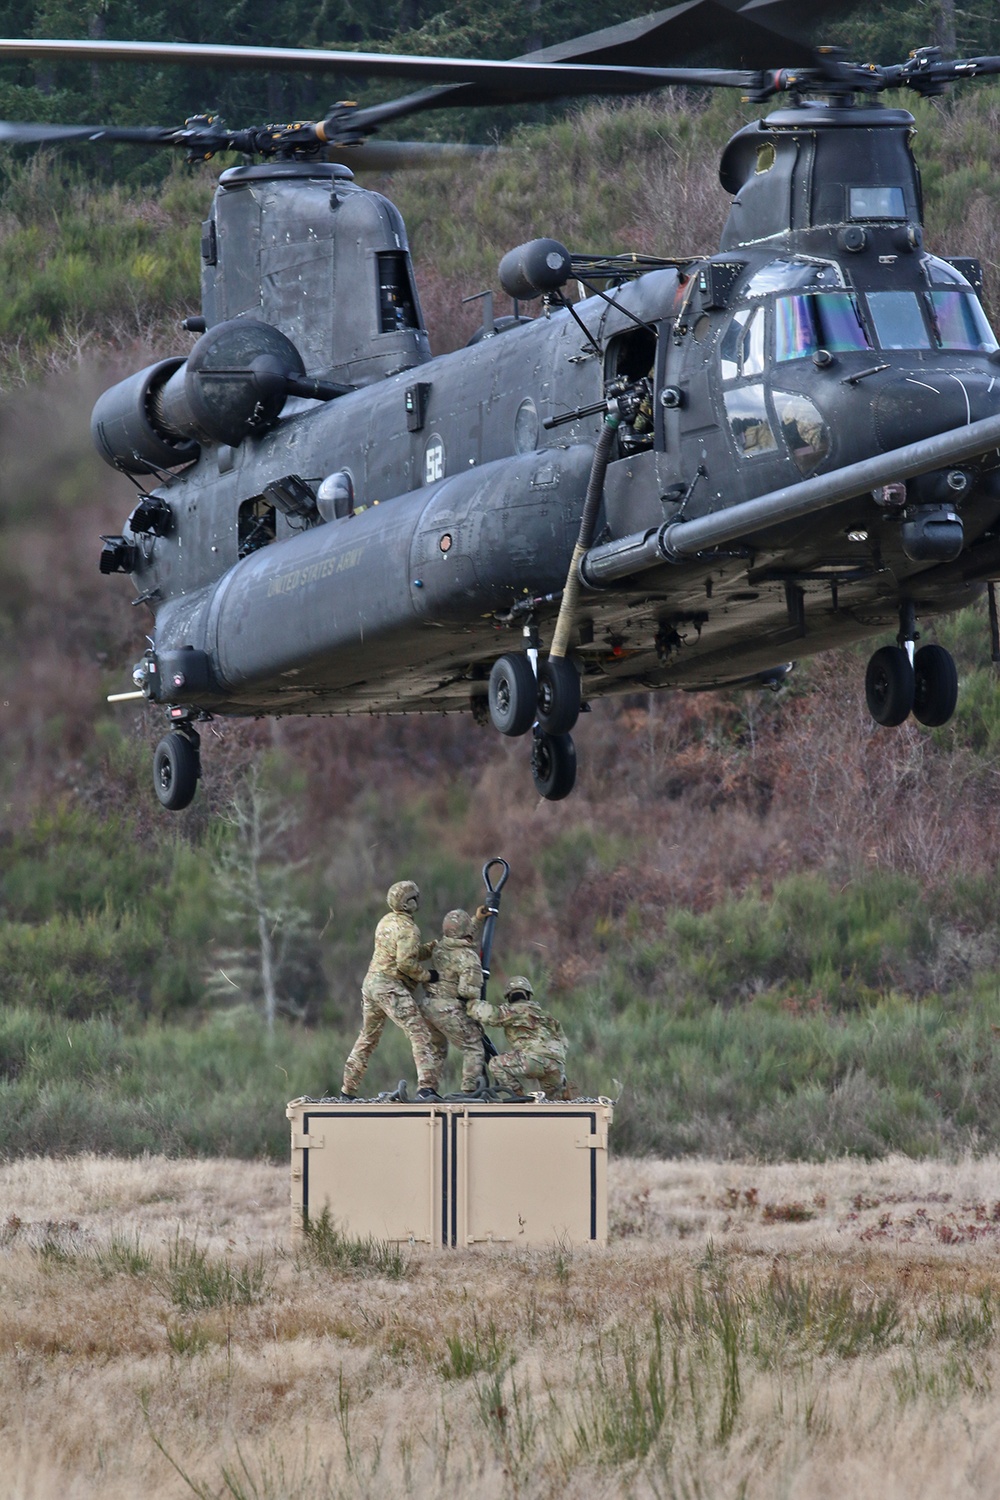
[489, 640, 582, 796]
[531, 726, 577, 801]
[912, 643, 959, 727]
[536, 656, 581, 735]
[153, 725, 201, 811]
[864, 600, 958, 729]
[865, 645, 914, 727]
[488, 653, 537, 736]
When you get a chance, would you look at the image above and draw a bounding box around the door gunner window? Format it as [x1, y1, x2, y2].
[775, 293, 871, 361]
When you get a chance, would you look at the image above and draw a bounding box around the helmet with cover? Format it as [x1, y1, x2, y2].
[504, 975, 534, 1003]
[387, 880, 420, 913]
[442, 908, 475, 940]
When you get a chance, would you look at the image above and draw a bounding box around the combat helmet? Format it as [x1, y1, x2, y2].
[504, 975, 534, 1003]
[387, 880, 420, 913]
[442, 908, 475, 940]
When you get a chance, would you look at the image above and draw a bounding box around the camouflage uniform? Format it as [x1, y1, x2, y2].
[425, 909, 488, 1092]
[469, 976, 567, 1096]
[342, 881, 439, 1096]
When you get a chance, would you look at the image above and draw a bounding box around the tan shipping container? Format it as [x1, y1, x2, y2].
[287, 1098, 613, 1248]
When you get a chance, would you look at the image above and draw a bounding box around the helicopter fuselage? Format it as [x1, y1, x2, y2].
[100, 105, 1000, 734]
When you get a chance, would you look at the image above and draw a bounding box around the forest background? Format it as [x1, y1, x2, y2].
[2, 0, 1000, 1162]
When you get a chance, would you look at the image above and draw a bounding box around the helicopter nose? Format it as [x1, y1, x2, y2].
[873, 373, 1000, 453]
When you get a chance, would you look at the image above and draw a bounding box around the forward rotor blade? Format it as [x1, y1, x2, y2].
[316, 0, 827, 142]
[0, 36, 758, 97]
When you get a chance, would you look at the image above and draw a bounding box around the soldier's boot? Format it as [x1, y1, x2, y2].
[416, 1087, 442, 1101]
[338, 1092, 357, 1102]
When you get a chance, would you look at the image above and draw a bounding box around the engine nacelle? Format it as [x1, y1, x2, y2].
[91, 320, 311, 474]
[91, 358, 200, 475]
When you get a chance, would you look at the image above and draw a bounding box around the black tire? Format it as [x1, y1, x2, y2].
[153, 732, 201, 811]
[865, 645, 915, 727]
[488, 653, 537, 737]
[531, 730, 577, 801]
[912, 643, 958, 727]
[536, 656, 581, 735]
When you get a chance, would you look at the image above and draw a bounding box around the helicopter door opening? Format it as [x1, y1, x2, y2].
[238, 496, 277, 559]
[605, 326, 657, 456]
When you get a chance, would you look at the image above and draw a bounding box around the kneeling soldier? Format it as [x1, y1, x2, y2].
[424, 908, 489, 1094]
[341, 880, 440, 1101]
[469, 976, 567, 1097]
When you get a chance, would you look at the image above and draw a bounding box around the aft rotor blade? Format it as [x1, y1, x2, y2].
[0, 37, 759, 96]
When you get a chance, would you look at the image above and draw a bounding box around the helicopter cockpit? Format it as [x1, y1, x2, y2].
[712, 250, 999, 483]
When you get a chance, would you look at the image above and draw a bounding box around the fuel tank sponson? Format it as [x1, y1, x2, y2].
[580, 410, 1000, 586]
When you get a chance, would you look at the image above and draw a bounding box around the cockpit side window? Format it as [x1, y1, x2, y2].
[724, 385, 777, 458]
[720, 307, 765, 379]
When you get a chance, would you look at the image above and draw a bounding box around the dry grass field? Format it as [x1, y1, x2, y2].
[1, 1156, 1000, 1498]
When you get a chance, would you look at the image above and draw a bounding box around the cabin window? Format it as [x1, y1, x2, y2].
[774, 292, 871, 361]
[866, 290, 931, 350]
[849, 186, 906, 221]
[376, 252, 421, 333]
[725, 385, 777, 457]
[926, 291, 999, 352]
[773, 391, 830, 476]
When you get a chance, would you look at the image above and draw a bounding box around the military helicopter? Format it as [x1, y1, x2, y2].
[5, 0, 1000, 810]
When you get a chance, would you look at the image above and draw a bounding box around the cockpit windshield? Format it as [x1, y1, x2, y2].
[775, 293, 872, 361]
[926, 290, 999, 352]
[774, 288, 999, 359]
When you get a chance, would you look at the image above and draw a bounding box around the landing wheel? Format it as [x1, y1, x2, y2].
[531, 729, 577, 801]
[488, 653, 536, 737]
[153, 731, 201, 811]
[536, 656, 581, 735]
[913, 643, 958, 727]
[865, 645, 915, 727]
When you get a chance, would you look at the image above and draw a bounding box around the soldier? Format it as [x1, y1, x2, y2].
[341, 880, 441, 1101]
[424, 909, 489, 1094]
[469, 976, 568, 1097]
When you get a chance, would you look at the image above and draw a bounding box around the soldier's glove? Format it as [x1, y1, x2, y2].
[475, 904, 491, 920]
[426, 969, 440, 985]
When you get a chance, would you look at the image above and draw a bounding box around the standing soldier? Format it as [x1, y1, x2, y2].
[341, 880, 441, 1101]
[469, 976, 568, 1097]
[424, 909, 489, 1094]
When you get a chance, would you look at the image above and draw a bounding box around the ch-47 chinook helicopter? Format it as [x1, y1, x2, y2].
[5, 0, 1000, 809]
